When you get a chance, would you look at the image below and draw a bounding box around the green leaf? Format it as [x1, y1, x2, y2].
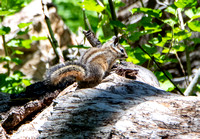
[12, 58, 22, 65]
[132, 8, 162, 18]
[17, 27, 30, 35]
[160, 80, 175, 91]
[172, 28, 192, 41]
[162, 47, 171, 54]
[126, 56, 140, 64]
[144, 23, 161, 31]
[185, 7, 200, 20]
[134, 52, 149, 64]
[142, 28, 162, 35]
[0, 26, 11, 35]
[162, 44, 186, 54]
[156, 36, 171, 47]
[8, 39, 32, 49]
[110, 20, 126, 28]
[0, 10, 15, 16]
[114, 0, 125, 9]
[0, 71, 30, 94]
[79, 0, 105, 13]
[7, 40, 20, 47]
[31, 36, 48, 41]
[174, 0, 197, 8]
[127, 23, 139, 31]
[0, 0, 31, 16]
[155, 71, 173, 82]
[173, 44, 186, 52]
[22, 79, 31, 86]
[165, 4, 177, 15]
[129, 32, 143, 42]
[3, 56, 11, 62]
[140, 16, 152, 25]
[125, 47, 148, 65]
[190, 38, 200, 44]
[14, 50, 24, 55]
[149, 38, 160, 44]
[142, 44, 157, 54]
[21, 39, 32, 48]
[163, 18, 178, 27]
[18, 22, 32, 29]
[125, 47, 140, 64]
[188, 20, 200, 32]
[153, 53, 166, 63]
[149, 34, 162, 44]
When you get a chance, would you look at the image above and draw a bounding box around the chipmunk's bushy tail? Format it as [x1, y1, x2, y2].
[45, 62, 88, 87]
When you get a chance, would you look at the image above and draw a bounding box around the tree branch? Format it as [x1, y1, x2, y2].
[136, 44, 184, 95]
[41, 0, 64, 63]
[1, 16, 10, 76]
[83, 30, 102, 48]
[108, 0, 118, 36]
[82, 0, 92, 31]
[184, 68, 200, 96]
[176, 1, 191, 76]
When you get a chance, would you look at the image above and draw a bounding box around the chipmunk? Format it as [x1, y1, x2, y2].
[45, 37, 128, 88]
[10, 37, 127, 100]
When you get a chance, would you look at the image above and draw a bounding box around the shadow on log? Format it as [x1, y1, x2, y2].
[37, 62, 181, 138]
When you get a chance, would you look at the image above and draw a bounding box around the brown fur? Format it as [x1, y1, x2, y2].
[52, 71, 84, 85]
[46, 38, 127, 88]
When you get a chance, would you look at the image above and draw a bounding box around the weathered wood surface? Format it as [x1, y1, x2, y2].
[2, 89, 59, 131]
[38, 68, 180, 138]
[112, 97, 200, 138]
[0, 124, 7, 139]
[38, 79, 200, 138]
[0, 0, 199, 137]
[1, 62, 200, 138]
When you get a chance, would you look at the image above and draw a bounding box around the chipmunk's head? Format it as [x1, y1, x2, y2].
[103, 36, 128, 59]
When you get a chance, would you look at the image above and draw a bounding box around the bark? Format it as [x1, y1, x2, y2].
[0, 124, 7, 139]
[111, 97, 200, 138]
[2, 90, 59, 131]
[1, 0, 200, 138]
[1, 62, 200, 138]
[38, 63, 180, 138]
[83, 30, 102, 48]
[38, 74, 200, 138]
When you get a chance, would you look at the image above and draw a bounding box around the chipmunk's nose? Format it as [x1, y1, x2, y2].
[121, 53, 128, 59]
[124, 52, 128, 58]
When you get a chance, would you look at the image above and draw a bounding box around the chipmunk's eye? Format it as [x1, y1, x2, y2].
[120, 48, 124, 53]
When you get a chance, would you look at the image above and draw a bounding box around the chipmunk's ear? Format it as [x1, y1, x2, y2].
[112, 36, 119, 47]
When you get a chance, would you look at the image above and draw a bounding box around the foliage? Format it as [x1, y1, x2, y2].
[0, 71, 31, 94]
[53, 0, 199, 93]
[52, 0, 100, 33]
[0, 22, 47, 94]
[0, 0, 32, 18]
[0, 0, 47, 94]
[119, 1, 199, 92]
[1, 0, 199, 94]
[0, 22, 33, 94]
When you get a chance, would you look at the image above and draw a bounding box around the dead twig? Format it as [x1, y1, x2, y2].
[83, 30, 102, 47]
[184, 68, 200, 96]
